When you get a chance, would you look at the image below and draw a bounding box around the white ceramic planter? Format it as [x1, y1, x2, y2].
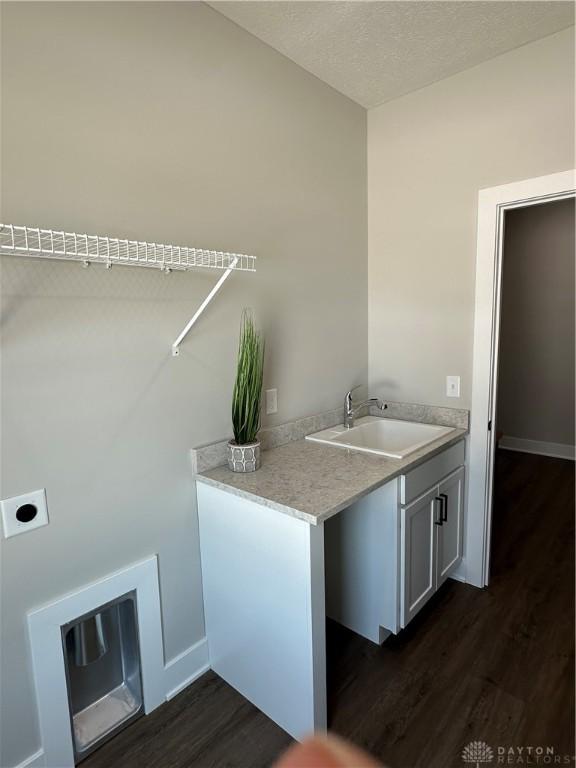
[227, 440, 261, 473]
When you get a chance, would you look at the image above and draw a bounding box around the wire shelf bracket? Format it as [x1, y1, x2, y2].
[171, 257, 237, 356]
[0, 222, 256, 355]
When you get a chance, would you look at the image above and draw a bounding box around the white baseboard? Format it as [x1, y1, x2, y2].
[499, 435, 575, 460]
[14, 750, 46, 768]
[14, 638, 210, 768]
[164, 637, 210, 701]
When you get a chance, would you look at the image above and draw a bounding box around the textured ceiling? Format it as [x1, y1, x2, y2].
[207, 1, 575, 108]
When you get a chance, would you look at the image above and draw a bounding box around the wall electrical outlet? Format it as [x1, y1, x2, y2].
[1, 489, 49, 539]
[446, 375, 461, 398]
[265, 388, 278, 415]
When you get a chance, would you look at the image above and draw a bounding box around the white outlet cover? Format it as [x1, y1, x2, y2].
[265, 388, 278, 415]
[1, 489, 49, 539]
[446, 375, 461, 398]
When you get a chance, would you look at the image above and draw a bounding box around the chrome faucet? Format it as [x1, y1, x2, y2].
[344, 387, 387, 429]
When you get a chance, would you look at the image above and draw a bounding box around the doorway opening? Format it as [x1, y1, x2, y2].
[467, 170, 575, 588]
[491, 198, 575, 580]
[496, 199, 575, 461]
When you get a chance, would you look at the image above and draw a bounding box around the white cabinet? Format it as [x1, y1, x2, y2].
[324, 441, 465, 643]
[437, 467, 465, 586]
[400, 487, 437, 626]
[400, 466, 465, 628]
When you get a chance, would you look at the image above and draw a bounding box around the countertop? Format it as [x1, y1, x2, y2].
[195, 428, 467, 525]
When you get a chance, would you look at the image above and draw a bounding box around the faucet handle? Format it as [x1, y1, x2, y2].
[344, 385, 362, 410]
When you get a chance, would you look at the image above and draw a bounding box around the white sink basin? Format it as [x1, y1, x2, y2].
[306, 416, 456, 459]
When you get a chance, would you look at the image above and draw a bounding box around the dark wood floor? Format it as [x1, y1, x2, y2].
[85, 450, 575, 768]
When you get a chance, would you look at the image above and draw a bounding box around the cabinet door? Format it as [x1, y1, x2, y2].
[436, 467, 465, 586]
[400, 487, 439, 628]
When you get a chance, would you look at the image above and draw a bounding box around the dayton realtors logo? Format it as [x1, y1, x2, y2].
[462, 741, 494, 767]
[462, 742, 575, 765]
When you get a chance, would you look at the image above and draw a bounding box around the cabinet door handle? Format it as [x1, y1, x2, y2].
[440, 493, 448, 522]
[434, 497, 443, 525]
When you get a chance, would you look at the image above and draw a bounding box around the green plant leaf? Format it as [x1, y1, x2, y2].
[231, 310, 264, 445]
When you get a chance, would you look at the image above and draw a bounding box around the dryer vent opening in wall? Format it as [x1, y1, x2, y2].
[61, 592, 143, 763]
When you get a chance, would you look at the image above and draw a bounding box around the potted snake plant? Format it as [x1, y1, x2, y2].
[228, 310, 265, 472]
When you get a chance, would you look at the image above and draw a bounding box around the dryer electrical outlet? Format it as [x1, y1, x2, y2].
[1, 489, 49, 538]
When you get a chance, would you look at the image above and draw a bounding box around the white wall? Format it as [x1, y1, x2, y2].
[368, 28, 575, 409]
[0, 3, 367, 765]
[3, 6, 575, 765]
[497, 198, 575, 447]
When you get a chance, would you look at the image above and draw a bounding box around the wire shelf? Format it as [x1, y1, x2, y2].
[0, 223, 256, 273]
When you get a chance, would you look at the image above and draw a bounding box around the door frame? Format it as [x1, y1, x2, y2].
[466, 169, 575, 588]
